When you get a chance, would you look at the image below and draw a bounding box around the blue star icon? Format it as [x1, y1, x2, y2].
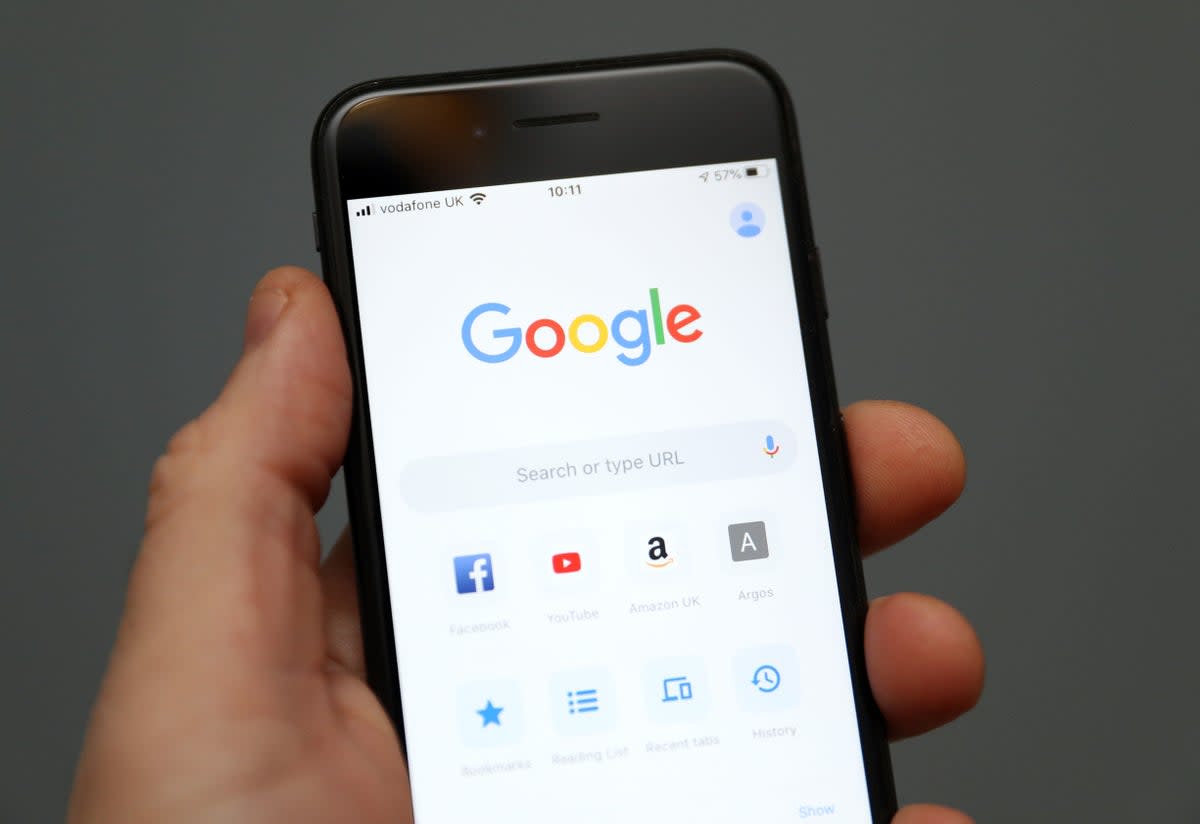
[477, 700, 504, 727]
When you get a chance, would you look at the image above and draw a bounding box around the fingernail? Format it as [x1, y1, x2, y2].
[244, 288, 289, 351]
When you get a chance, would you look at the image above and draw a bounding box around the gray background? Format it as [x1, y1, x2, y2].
[3, 1, 1198, 821]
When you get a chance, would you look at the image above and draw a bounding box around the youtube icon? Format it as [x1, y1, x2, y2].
[551, 552, 581, 574]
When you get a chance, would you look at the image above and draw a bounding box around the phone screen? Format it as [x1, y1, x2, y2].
[346, 158, 871, 822]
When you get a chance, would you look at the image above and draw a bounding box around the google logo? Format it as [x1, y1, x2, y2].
[462, 288, 702, 367]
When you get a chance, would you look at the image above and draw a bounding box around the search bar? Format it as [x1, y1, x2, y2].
[396, 420, 796, 512]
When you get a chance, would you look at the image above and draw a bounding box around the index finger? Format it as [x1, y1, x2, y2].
[843, 400, 966, 555]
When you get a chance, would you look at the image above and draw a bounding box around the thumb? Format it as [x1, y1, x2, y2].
[121, 266, 351, 672]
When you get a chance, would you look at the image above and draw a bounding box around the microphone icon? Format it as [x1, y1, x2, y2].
[763, 435, 780, 458]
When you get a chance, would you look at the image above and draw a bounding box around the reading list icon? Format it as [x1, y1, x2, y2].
[728, 521, 769, 563]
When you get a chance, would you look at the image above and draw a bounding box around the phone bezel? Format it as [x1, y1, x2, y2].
[312, 49, 896, 821]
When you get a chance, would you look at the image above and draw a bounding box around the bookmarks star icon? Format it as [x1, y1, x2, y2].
[477, 700, 504, 727]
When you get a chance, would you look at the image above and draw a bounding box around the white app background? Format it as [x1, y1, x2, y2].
[348, 160, 873, 823]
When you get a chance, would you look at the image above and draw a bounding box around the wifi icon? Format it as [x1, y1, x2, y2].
[469, 192, 487, 205]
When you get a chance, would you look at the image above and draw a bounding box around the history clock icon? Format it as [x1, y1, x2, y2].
[752, 664, 781, 693]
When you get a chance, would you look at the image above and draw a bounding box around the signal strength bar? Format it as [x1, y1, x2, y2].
[354, 204, 372, 217]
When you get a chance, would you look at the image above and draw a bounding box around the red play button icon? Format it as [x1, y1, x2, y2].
[551, 552, 581, 574]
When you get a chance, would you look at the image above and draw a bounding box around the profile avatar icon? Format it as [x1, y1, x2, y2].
[730, 202, 765, 237]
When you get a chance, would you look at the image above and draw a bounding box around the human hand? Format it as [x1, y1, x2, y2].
[68, 266, 983, 824]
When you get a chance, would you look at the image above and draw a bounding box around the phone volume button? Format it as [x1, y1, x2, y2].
[808, 247, 829, 319]
[311, 211, 321, 253]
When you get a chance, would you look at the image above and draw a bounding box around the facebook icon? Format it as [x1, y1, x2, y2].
[454, 553, 495, 594]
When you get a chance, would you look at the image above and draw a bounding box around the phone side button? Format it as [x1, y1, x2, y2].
[311, 211, 321, 253]
[808, 247, 829, 319]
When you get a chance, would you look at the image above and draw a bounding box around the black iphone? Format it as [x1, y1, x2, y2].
[311, 50, 895, 823]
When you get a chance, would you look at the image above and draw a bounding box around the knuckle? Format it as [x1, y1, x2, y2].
[165, 414, 210, 456]
[145, 416, 213, 533]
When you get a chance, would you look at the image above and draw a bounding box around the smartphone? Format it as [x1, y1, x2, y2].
[311, 50, 895, 823]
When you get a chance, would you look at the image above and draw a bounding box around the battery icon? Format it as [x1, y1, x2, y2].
[745, 165, 769, 178]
